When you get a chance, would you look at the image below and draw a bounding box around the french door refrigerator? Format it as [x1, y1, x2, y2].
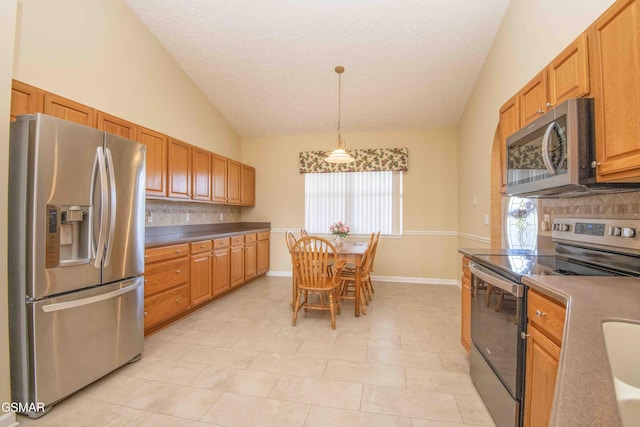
[8, 114, 146, 417]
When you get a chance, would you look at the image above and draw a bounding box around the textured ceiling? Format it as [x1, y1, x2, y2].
[125, 0, 509, 137]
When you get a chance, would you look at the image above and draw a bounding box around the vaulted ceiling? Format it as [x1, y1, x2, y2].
[125, 0, 509, 137]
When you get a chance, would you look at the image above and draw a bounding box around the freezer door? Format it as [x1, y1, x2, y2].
[102, 133, 146, 284]
[23, 277, 143, 409]
[27, 114, 104, 299]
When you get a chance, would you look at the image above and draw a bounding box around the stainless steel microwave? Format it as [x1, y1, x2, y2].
[506, 98, 597, 197]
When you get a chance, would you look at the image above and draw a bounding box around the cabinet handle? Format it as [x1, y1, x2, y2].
[175, 298, 182, 303]
[176, 249, 182, 254]
[537, 109, 544, 115]
[521, 332, 530, 339]
[175, 269, 181, 274]
[200, 244, 205, 248]
[535, 309, 546, 318]
[546, 102, 554, 108]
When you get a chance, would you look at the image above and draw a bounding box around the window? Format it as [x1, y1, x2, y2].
[304, 171, 402, 235]
[504, 196, 538, 251]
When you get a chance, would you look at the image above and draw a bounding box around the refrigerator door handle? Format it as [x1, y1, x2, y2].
[94, 147, 109, 268]
[104, 148, 117, 267]
[41, 279, 142, 313]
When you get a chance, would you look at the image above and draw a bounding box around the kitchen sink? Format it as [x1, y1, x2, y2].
[602, 320, 640, 427]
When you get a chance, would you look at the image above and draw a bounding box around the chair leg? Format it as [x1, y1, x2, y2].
[334, 289, 341, 315]
[360, 288, 367, 315]
[329, 291, 336, 329]
[292, 289, 302, 326]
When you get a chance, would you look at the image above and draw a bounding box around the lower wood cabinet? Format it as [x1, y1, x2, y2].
[143, 243, 190, 331]
[461, 256, 471, 353]
[256, 232, 270, 275]
[230, 236, 245, 287]
[144, 230, 270, 334]
[523, 290, 566, 427]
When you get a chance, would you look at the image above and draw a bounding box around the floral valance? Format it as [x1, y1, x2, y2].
[299, 147, 408, 174]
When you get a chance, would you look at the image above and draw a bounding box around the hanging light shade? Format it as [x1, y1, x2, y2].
[325, 66, 355, 164]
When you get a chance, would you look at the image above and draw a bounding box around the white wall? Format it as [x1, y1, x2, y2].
[0, 1, 17, 424]
[13, 0, 240, 158]
[457, 0, 617, 240]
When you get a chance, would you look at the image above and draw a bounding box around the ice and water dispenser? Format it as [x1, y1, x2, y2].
[45, 205, 92, 268]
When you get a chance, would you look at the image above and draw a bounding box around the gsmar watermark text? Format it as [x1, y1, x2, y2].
[2, 401, 45, 413]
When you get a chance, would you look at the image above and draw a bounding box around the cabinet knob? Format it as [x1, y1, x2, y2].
[546, 102, 554, 108]
[520, 332, 530, 339]
[591, 161, 601, 168]
[144, 311, 147, 316]
[537, 109, 544, 115]
[175, 298, 182, 303]
[535, 309, 546, 318]
[175, 269, 181, 273]
[176, 249, 182, 254]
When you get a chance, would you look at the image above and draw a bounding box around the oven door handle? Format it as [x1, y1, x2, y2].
[469, 262, 524, 298]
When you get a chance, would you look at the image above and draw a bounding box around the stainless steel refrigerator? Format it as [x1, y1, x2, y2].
[8, 114, 146, 418]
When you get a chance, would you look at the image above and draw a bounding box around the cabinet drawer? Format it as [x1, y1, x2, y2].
[144, 284, 190, 329]
[257, 231, 270, 241]
[231, 236, 244, 246]
[144, 258, 189, 296]
[145, 243, 189, 264]
[213, 237, 230, 249]
[244, 233, 257, 243]
[190, 239, 213, 255]
[528, 290, 566, 344]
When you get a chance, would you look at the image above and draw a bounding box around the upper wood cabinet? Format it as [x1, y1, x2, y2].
[241, 164, 256, 206]
[212, 154, 229, 203]
[499, 94, 520, 193]
[519, 70, 549, 126]
[138, 127, 168, 197]
[168, 138, 192, 199]
[44, 93, 96, 127]
[590, 0, 640, 182]
[192, 147, 212, 201]
[11, 80, 43, 121]
[227, 160, 242, 205]
[96, 111, 137, 140]
[548, 34, 590, 107]
[519, 33, 590, 126]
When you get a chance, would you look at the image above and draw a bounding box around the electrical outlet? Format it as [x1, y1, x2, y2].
[219, 213, 223, 221]
[146, 210, 153, 223]
[483, 214, 489, 225]
[185, 212, 190, 222]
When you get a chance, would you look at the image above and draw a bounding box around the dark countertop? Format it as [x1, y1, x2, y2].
[522, 275, 640, 427]
[459, 247, 557, 259]
[145, 222, 271, 248]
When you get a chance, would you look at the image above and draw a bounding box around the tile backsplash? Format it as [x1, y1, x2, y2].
[538, 191, 640, 237]
[145, 199, 241, 227]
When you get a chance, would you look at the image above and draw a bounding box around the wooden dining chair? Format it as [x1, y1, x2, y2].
[285, 231, 299, 310]
[342, 231, 380, 303]
[300, 228, 309, 237]
[338, 233, 374, 314]
[291, 236, 346, 329]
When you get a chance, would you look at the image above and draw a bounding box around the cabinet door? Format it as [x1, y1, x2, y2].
[244, 241, 257, 281]
[499, 94, 520, 193]
[591, 0, 640, 182]
[230, 244, 245, 287]
[213, 247, 230, 295]
[138, 127, 168, 197]
[548, 33, 590, 106]
[257, 238, 270, 275]
[523, 324, 561, 427]
[44, 93, 96, 127]
[211, 154, 228, 203]
[519, 71, 548, 126]
[241, 164, 256, 206]
[190, 253, 213, 306]
[227, 160, 241, 205]
[97, 111, 137, 140]
[168, 138, 192, 199]
[192, 147, 212, 201]
[11, 80, 43, 121]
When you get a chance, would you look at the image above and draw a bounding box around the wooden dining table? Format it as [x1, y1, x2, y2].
[334, 242, 368, 317]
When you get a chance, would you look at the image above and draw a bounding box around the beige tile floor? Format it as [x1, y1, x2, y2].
[17, 276, 495, 427]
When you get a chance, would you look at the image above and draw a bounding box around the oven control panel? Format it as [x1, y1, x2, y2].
[552, 218, 639, 252]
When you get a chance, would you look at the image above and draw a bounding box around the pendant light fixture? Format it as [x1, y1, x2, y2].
[325, 66, 355, 164]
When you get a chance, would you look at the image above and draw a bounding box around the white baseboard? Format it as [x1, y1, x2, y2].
[267, 270, 458, 286]
[0, 411, 17, 427]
